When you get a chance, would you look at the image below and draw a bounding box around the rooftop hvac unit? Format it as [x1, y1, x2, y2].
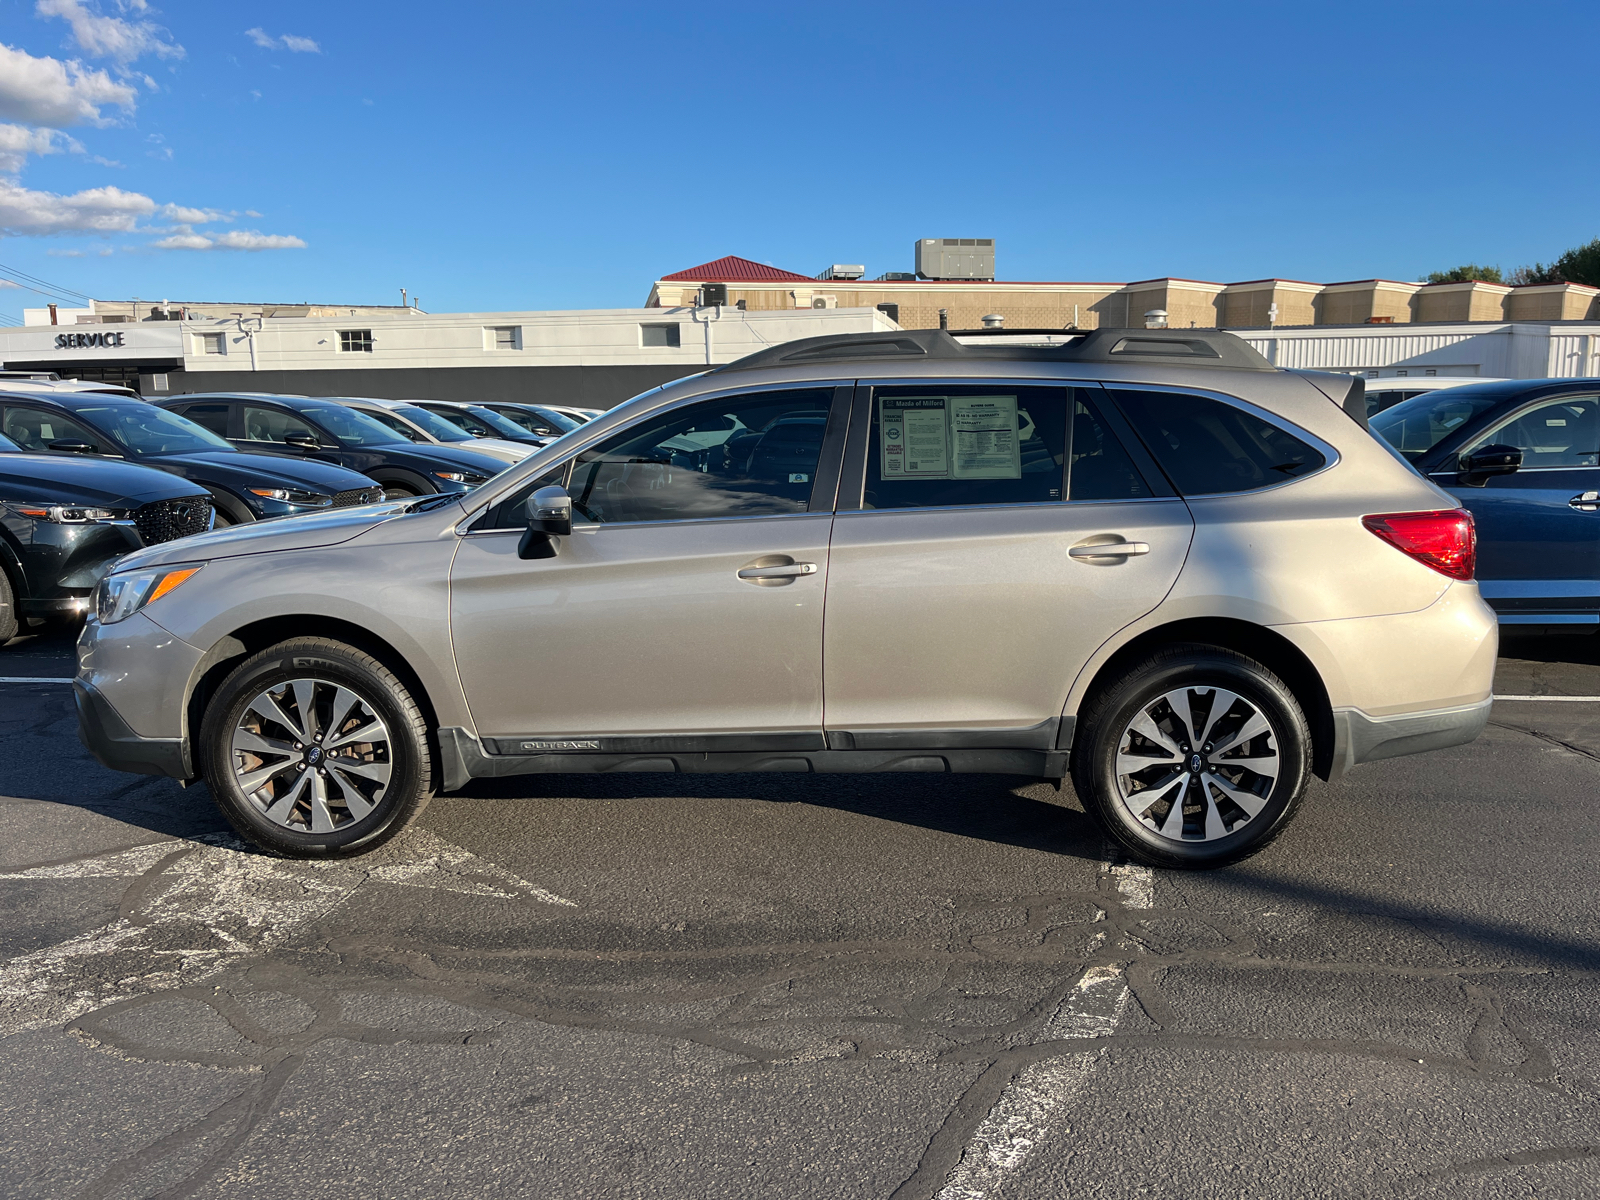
[816, 264, 865, 280]
[877, 272, 916, 281]
[915, 238, 996, 281]
[811, 294, 838, 309]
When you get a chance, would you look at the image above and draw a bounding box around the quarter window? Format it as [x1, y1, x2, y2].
[1470, 396, 1599, 469]
[339, 330, 373, 353]
[566, 389, 835, 524]
[1113, 389, 1326, 495]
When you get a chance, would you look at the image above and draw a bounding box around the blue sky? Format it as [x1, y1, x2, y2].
[1, 0, 1597, 321]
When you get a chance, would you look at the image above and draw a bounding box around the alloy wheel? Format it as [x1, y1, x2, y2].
[229, 678, 392, 833]
[1114, 685, 1280, 843]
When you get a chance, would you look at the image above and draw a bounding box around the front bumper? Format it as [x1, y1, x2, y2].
[75, 679, 189, 778]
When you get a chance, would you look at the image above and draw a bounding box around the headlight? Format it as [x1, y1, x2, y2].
[248, 487, 330, 506]
[3, 501, 133, 525]
[94, 563, 204, 625]
[432, 471, 488, 485]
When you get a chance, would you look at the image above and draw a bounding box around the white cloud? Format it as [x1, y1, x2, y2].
[153, 228, 306, 251]
[0, 176, 154, 234]
[35, 0, 184, 65]
[0, 42, 137, 126]
[244, 28, 320, 54]
[0, 278, 20, 287]
[0, 122, 75, 172]
[157, 202, 221, 223]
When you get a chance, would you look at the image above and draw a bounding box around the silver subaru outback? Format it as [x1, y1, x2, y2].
[75, 329, 1497, 869]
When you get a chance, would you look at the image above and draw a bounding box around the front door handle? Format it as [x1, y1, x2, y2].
[738, 562, 818, 579]
[1571, 490, 1600, 512]
[1068, 541, 1151, 559]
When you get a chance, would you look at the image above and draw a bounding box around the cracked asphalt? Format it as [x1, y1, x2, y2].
[1, 627, 1598, 1198]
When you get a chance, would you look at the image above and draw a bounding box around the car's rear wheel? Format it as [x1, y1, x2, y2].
[1072, 644, 1310, 870]
[0, 571, 17, 647]
[199, 637, 432, 857]
[379, 482, 422, 501]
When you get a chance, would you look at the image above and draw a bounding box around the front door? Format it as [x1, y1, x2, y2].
[449, 385, 847, 745]
[1437, 392, 1600, 624]
[822, 382, 1194, 747]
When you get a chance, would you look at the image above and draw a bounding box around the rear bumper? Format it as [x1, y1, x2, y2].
[1327, 697, 1493, 781]
[75, 679, 189, 779]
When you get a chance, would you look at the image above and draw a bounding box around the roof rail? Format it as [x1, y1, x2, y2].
[715, 327, 1275, 374]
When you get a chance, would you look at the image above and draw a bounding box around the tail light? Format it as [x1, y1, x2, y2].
[1362, 509, 1475, 580]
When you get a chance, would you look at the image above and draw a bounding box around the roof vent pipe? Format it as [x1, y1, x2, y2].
[1144, 309, 1169, 329]
[981, 313, 1004, 329]
[938, 308, 949, 330]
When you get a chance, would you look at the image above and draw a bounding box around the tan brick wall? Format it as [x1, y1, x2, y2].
[1272, 286, 1319, 327]
[1223, 289, 1272, 328]
[1416, 287, 1472, 324]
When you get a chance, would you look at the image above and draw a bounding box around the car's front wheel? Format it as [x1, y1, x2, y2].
[1072, 644, 1311, 870]
[199, 637, 432, 857]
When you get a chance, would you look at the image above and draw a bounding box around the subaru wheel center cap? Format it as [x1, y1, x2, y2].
[1188, 753, 1204, 774]
[306, 746, 324, 766]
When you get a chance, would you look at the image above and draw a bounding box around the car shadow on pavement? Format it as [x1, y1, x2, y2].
[1498, 629, 1600, 667]
[458, 770, 1106, 861]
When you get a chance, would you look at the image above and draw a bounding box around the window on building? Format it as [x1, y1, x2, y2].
[640, 324, 681, 349]
[488, 326, 521, 350]
[199, 332, 225, 355]
[1113, 389, 1327, 495]
[339, 330, 374, 353]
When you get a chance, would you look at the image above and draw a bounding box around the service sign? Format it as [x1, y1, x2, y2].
[0, 323, 183, 362]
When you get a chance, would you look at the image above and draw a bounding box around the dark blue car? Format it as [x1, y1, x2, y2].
[157, 393, 506, 500]
[1370, 379, 1600, 629]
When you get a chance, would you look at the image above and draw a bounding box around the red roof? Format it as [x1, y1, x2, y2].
[659, 255, 815, 283]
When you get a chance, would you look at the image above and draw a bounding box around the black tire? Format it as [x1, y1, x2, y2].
[1072, 643, 1311, 870]
[198, 637, 432, 857]
[0, 570, 17, 647]
[211, 510, 236, 528]
[379, 482, 422, 501]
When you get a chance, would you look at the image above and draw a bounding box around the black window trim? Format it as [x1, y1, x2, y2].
[1100, 381, 1340, 499]
[462, 380, 854, 534]
[835, 377, 1172, 514]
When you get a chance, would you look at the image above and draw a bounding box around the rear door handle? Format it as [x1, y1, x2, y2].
[1571, 491, 1600, 512]
[1069, 541, 1151, 559]
[738, 562, 818, 579]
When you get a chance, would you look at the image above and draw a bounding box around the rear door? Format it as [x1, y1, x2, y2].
[821, 381, 1193, 748]
[1434, 392, 1600, 625]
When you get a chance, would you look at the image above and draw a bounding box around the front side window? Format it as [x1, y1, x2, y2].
[339, 329, 373, 353]
[242, 405, 321, 444]
[391, 405, 472, 443]
[1113, 389, 1326, 495]
[365, 409, 426, 442]
[71, 403, 233, 457]
[423, 405, 492, 437]
[2, 406, 104, 453]
[567, 389, 835, 524]
[297, 405, 406, 446]
[1467, 395, 1598, 469]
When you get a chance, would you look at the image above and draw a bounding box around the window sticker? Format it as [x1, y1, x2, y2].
[880, 397, 950, 478]
[878, 395, 1022, 480]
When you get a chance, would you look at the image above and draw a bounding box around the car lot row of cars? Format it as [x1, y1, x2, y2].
[0, 376, 599, 646]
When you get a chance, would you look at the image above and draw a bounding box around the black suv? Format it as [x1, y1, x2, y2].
[158, 394, 506, 499]
[0, 429, 213, 644]
[0, 392, 382, 526]
[477, 401, 583, 439]
[408, 400, 553, 447]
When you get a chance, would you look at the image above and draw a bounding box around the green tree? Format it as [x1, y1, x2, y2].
[1425, 264, 1504, 284]
[1508, 262, 1561, 286]
[1510, 237, 1600, 287]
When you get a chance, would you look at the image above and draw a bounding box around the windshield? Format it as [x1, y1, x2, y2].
[1369, 389, 1508, 462]
[72, 403, 234, 457]
[392, 404, 473, 443]
[297, 404, 408, 446]
[528, 405, 580, 433]
[464, 405, 537, 440]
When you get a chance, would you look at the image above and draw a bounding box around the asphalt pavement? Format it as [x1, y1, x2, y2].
[1, 625, 1597, 1199]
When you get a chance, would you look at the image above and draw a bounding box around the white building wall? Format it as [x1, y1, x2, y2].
[1241, 322, 1600, 379]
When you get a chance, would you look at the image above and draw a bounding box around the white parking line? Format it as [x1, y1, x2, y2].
[0, 676, 73, 684]
[935, 859, 1153, 1199]
[1494, 694, 1600, 702]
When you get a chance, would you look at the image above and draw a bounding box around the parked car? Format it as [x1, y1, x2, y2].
[322, 397, 534, 466]
[0, 371, 139, 398]
[541, 405, 603, 423]
[477, 401, 583, 440]
[0, 429, 213, 645]
[406, 400, 552, 448]
[0, 391, 382, 526]
[1370, 378, 1599, 629]
[155, 393, 506, 500]
[1358, 376, 1509, 418]
[78, 328, 1496, 869]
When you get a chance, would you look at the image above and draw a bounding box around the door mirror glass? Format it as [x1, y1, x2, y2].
[527, 485, 572, 536]
[283, 433, 321, 450]
[1460, 442, 1522, 477]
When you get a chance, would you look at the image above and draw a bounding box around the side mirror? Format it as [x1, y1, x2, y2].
[48, 440, 96, 454]
[283, 433, 321, 451]
[1460, 443, 1521, 483]
[527, 486, 572, 536]
[518, 485, 571, 559]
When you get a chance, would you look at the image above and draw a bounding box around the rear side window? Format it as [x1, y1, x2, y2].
[1113, 389, 1326, 495]
[178, 403, 231, 436]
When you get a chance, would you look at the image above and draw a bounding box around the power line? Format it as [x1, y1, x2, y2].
[0, 261, 97, 305]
